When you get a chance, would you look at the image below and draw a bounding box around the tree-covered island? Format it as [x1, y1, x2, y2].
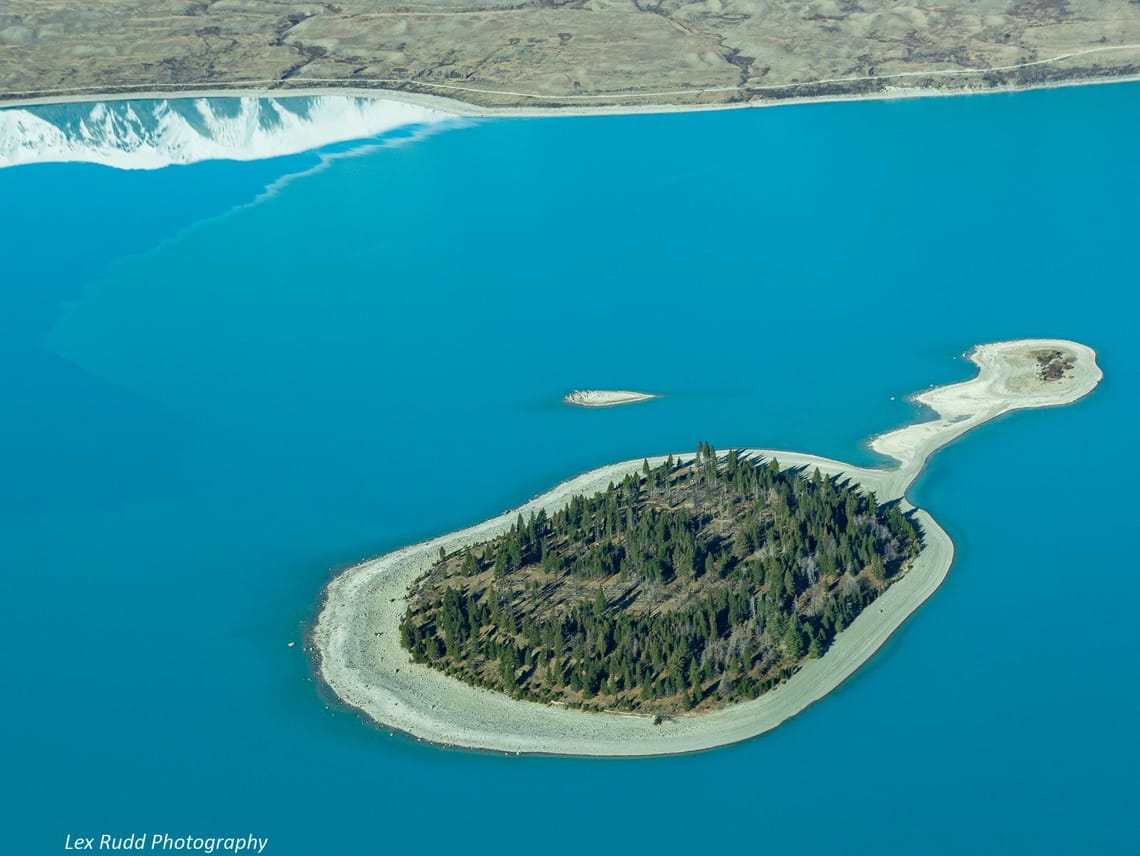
[400, 445, 923, 715]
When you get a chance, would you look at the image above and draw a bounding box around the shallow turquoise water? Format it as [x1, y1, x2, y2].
[2, 84, 1138, 854]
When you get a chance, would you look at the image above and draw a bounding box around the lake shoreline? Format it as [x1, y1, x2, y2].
[2, 73, 1139, 119]
[311, 339, 1101, 756]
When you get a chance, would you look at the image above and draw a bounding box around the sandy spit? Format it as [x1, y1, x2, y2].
[312, 339, 1101, 756]
[564, 390, 657, 407]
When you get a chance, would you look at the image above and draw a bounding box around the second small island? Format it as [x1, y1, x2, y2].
[564, 390, 657, 407]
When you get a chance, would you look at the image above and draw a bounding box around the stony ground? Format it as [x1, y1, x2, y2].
[1, 1, 1138, 108]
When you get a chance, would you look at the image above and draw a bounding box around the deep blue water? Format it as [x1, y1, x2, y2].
[3, 83, 1138, 855]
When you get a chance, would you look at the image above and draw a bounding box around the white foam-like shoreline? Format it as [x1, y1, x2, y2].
[0, 95, 452, 169]
[5, 75, 1137, 172]
[313, 339, 1101, 756]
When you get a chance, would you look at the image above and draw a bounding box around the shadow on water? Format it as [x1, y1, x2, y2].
[1, 157, 297, 512]
[0, 350, 191, 514]
[1, 116, 465, 515]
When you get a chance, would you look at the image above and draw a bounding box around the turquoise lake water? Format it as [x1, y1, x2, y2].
[2, 83, 1138, 854]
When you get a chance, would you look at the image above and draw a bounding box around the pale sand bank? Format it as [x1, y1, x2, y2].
[313, 339, 1101, 756]
[869, 339, 1102, 492]
[564, 390, 658, 408]
[3, 73, 1139, 120]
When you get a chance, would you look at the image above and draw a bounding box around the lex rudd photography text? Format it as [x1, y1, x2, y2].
[64, 834, 268, 853]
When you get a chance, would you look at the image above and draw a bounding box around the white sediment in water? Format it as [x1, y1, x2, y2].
[564, 390, 658, 407]
[313, 339, 1101, 756]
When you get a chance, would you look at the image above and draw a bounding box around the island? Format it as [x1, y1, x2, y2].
[1, 2, 1137, 112]
[564, 390, 658, 408]
[312, 338, 1101, 755]
[402, 444, 920, 715]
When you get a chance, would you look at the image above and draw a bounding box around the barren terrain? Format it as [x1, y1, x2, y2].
[2, 1, 1137, 110]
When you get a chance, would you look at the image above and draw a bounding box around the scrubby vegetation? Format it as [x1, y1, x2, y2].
[400, 444, 922, 714]
[1034, 348, 1075, 381]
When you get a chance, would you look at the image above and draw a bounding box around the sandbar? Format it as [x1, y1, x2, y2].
[312, 339, 1101, 755]
[564, 390, 658, 408]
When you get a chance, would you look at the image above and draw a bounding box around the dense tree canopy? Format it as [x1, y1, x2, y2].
[400, 445, 922, 714]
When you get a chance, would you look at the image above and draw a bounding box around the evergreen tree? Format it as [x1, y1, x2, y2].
[870, 554, 886, 581]
[783, 620, 806, 659]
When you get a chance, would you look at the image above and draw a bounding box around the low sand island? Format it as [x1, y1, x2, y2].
[564, 390, 658, 408]
[313, 339, 1101, 755]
